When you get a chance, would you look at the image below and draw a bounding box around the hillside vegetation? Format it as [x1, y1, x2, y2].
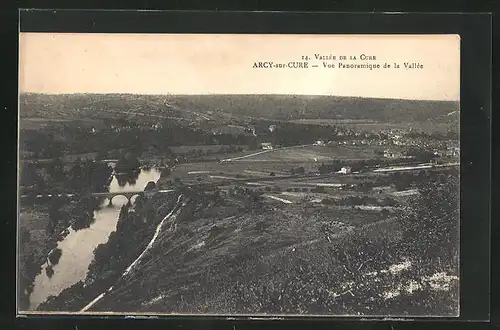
[20, 93, 459, 124]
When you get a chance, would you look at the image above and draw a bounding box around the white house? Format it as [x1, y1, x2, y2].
[261, 142, 273, 150]
[338, 166, 352, 174]
[384, 150, 403, 158]
[313, 140, 326, 146]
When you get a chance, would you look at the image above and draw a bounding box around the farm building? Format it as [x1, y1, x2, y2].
[261, 142, 274, 150]
[313, 140, 326, 146]
[384, 150, 403, 158]
[338, 166, 352, 174]
[444, 147, 460, 157]
[152, 123, 163, 130]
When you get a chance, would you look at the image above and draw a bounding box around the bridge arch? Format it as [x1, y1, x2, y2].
[108, 192, 143, 206]
[129, 194, 140, 204]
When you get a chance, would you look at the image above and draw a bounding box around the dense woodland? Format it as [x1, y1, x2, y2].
[20, 159, 113, 193]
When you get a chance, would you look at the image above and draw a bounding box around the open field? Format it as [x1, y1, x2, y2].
[165, 161, 317, 185]
[163, 143, 413, 185]
[169, 145, 247, 155]
[233, 145, 382, 162]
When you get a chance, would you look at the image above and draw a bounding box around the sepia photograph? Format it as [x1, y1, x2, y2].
[17, 33, 460, 317]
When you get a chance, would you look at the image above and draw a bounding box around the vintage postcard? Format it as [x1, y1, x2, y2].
[18, 33, 460, 317]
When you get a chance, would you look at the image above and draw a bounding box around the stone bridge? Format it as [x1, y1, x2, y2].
[92, 189, 174, 206]
[92, 191, 143, 206]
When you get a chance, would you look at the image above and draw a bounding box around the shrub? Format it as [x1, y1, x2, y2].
[45, 266, 54, 278]
[144, 181, 157, 191]
[321, 198, 334, 205]
[48, 248, 63, 265]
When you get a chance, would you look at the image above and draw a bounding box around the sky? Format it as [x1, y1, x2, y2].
[19, 33, 460, 101]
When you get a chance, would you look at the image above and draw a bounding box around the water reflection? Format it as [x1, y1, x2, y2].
[115, 170, 141, 187]
[29, 168, 162, 311]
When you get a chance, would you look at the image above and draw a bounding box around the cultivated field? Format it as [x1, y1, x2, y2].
[169, 145, 247, 154]
[235, 145, 381, 162]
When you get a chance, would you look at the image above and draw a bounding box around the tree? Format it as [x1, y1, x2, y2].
[20, 227, 31, 243]
[161, 167, 171, 177]
[144, 181, 157, 191]
[20, 162, 39, 187]
[314, 186, 326, 193]
[71, 195, 96, 231]
[321, 198, 334, 205]
[47, 158, 67, 183]
[381, 197, 398, 207]
[44, 140, 64, 159]
[68, 160, 84, 189]
[96, 149, 109, 160]
[45, 265, 55, 278]
[247, 139, 259, 151]
[115, 153, 141, 173]
[48, 248, 63, 265]
[405, 147, 436, 162]
[48, 202, 62, 233]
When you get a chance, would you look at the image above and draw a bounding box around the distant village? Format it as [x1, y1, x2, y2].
[257, 124, 459, 160]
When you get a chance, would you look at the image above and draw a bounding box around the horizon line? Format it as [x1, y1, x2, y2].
[19, 92, 460, 103]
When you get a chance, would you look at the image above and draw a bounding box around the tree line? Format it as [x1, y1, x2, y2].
[21, 159, 113, 194]
[20, 119, 255, 160]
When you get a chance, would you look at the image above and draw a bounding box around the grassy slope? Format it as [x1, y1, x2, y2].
[88, 199, 403, 314]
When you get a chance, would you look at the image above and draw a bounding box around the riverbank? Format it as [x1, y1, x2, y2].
[35, 191, 181, 311]
[18, 201, 78, 311]
[24, 167, 162, 310]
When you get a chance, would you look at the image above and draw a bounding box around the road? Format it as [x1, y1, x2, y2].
[263, 194, 294, 204]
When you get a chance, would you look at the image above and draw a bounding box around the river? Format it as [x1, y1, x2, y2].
[29, 167, 162, 311]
